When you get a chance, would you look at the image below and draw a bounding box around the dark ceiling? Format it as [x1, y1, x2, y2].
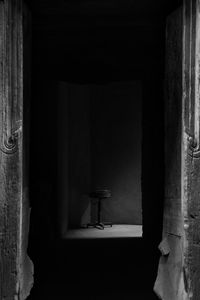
[27, 0, 183, 82]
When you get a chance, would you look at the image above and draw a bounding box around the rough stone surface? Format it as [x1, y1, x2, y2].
[155, 1, 200, 299]
[0, 1, 33, 299]
[154, 6, 187, 300]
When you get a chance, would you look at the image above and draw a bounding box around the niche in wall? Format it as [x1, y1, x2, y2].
[57, 80, 142, 236]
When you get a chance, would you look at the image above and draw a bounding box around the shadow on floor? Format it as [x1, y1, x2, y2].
[27, 238, 159, 300]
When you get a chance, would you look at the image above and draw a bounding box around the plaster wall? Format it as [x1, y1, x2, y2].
[91, 81, 142, 225]
[57, 81, 142, 231]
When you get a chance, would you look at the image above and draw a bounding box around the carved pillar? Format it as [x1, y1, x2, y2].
[0, 0, 33, 299]
[183, 1, 200, 298]
[154, 1, 200, 299]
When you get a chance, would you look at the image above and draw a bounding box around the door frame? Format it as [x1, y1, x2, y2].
[0, 0, 33, 299]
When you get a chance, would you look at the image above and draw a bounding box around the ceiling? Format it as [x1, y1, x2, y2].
[27, 0, 182, 82]
[27, 0, 181, 18]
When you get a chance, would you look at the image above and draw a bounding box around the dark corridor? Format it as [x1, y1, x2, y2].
[26, 0, 182, 299]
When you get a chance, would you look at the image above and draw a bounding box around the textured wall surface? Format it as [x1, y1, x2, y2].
[0, 1, 33, 299]
[154, 6, 187, 300]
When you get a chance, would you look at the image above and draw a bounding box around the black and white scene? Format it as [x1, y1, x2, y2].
[1, 0, 200, 300]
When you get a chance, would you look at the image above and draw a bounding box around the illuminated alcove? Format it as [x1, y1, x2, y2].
[55, 80, 143, 238]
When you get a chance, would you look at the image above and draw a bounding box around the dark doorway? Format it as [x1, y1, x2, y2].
[26, 0, 182, 299]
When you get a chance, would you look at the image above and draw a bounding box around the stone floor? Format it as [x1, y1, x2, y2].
[65, 225, 143, 239]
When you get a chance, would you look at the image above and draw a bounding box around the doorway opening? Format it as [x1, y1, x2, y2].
[26, 0, 182, 299]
